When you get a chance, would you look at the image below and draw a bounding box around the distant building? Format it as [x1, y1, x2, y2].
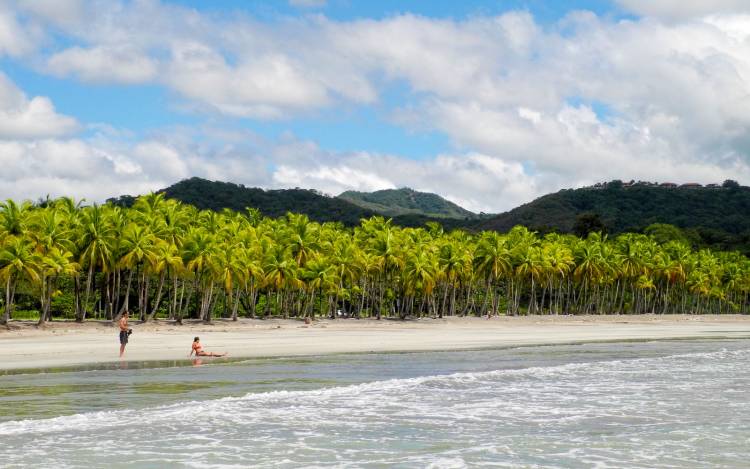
[706, 183, 720, 188]
[680, 183, 702, 188]
[660, 182, 678, 188]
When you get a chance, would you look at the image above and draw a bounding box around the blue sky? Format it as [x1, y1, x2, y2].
[4, 1, 624, 153]
[2, 0, 622, 150]
[0, 0, 748, 211]
[170, 0, 623, 22]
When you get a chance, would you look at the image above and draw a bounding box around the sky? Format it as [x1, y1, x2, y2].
[1, 0, 749, 213]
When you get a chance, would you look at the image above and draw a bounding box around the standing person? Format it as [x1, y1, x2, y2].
[189, 337, 227, 357]
[119, 311, 131, 358]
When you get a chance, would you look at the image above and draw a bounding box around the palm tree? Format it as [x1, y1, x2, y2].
[77, 205, 116, 321]
[474, 232, 513, 316]
[118, 223, 158, 319]
[264, 244, 300, 318]
[302, 257, 336, 319]
[366, 221, 402, 320]
[0, 199, 32, 238]
[0, 238, 41, 324]
[437, 238, 472, 317]
[144, 241, 181, 322]
[37, 247, 79, 325]
[182, 227, 219, 322]
[403, 248, 439, 318]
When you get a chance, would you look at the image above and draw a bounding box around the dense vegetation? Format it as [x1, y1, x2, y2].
[477, 180, 750, 254]
[109, 177, 378, 226]
[339, 187, 477, 219]
[1, 193, 748, 325]
[111, 178, 750, 254]
[109, 178, 480, 230]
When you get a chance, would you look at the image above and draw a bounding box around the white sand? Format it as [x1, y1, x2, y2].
[1, 315, 749, 371]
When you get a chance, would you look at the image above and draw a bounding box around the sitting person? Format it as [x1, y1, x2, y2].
[189, 336, 228, 357]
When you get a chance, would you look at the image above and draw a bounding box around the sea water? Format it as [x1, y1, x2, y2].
[1, 339, 749, 468]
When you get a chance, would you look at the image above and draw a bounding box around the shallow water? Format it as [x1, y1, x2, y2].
[1, 339, 749, 468]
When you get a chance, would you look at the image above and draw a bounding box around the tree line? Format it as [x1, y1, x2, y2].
[1, 193, 748, 325]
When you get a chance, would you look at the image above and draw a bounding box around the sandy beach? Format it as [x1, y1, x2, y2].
[0, 315, 748, 371]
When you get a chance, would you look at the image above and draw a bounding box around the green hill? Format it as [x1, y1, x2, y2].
[476, 180, 750, 253]
[108, 179, 480, 228]
[107, 178, 750, 254]
[338, 187, 477, 219]
[109, 178, 378, 226]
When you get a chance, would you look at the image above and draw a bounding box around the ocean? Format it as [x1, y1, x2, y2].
[1, 339, 749, 468]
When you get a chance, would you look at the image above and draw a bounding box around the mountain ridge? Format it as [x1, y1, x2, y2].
[107, 178, 476, 229]
[107, 177, 750, 253]
[338, 187, 477, 219]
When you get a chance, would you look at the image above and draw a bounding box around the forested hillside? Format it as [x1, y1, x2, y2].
[477, 180, 750, 254]
[108, 178, 750, 255]
[338, 187, 477, 219]
[109, 177, 377, 226]
[108, 178, 476, 229]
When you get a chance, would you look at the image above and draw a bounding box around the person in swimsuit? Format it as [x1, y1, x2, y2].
[189, 337, 227, 357]
[119, 311, 131, 358]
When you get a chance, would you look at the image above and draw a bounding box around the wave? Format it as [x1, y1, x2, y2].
[1, 347, 748, 437]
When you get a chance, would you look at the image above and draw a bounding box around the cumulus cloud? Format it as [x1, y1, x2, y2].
[616, 0, 750, 20]
[0, 75, 275, 203]
[164, 43, 330, 118]
[0, 138, 158, 202]
[47, 45, 158, 83]
[0, 5, 39, 57]
[0, 126, 276, 203]
[0, 73, 79, 138]
[16, 0, 86, 29]
[269, 140, 538, 213]
[2, 2, 750, 210]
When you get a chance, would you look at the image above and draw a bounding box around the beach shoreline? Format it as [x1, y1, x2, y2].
[1, 315, 749, 371]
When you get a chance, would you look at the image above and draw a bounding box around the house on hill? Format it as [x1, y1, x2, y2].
[680, 183, 702, 188]
[660, 182, 678, 188]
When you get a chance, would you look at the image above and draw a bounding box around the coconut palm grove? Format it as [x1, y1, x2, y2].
[1, 193, 748, 326]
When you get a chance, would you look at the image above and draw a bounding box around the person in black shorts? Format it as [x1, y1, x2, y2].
[119, 311, 131, 357]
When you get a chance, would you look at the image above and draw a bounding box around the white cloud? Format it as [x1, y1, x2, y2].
[0, 137, 165, 203]
[164, 43, 330, 118]
[0, 127, 277, 203]
[2, 2, 750, 210]
[0, 77, 275, 203]
[0, 73, 79, 139]
[16, 0, 86, 29]
[0, 5, 38, 57]
[47, 45, 158, 83]
[269, 140, 537, 213]
[616, 0, 750, 20]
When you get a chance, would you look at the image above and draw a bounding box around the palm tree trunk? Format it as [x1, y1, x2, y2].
[37, 276, 48, 326]
[231, 286, 241, 321]
[146, 270, 167, 322]
[118, 269, 135, 319]
[170, 275, 178, 320]
[3, 276, 14, 325]
[81, 264, 95, 322]
[74, 275, 84, 322]
[139, 271, 149, 321]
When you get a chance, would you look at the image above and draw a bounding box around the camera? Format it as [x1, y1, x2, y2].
[127, 329, 133, 336]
